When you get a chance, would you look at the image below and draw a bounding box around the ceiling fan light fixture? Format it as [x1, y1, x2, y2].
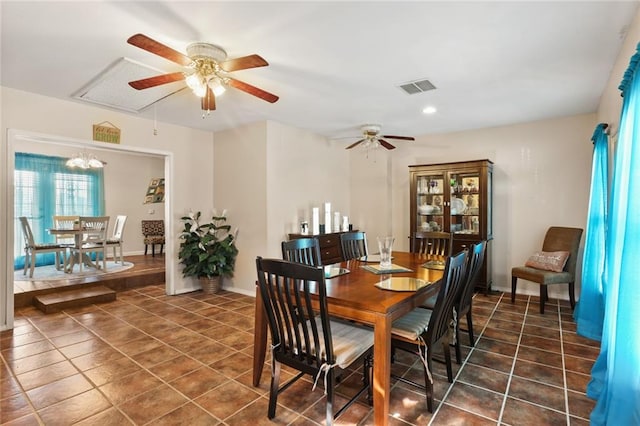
[208, 78, 226, 96]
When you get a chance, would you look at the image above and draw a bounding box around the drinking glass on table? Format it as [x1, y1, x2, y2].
[377, 236, 394, 269]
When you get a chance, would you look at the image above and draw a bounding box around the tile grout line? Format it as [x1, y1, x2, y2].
[429, 291, 504, 425]
[497, 294, 530, 425]
[557, 301, 570, 426]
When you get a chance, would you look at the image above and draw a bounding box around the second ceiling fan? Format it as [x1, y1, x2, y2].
[345, 124, 415, 150]
[126, 33, 279, 112]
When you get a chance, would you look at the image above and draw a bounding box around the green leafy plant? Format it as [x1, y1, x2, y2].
[178, 210, 239, 278]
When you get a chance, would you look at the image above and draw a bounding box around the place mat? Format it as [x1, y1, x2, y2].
[324, 267, 350, 279]
[375, 277, 430, 292]
[422, 260, 446, 270]
[361, 264, 413, 274]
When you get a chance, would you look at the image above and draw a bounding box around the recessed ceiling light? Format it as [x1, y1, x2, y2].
[423, 106, 437, 114]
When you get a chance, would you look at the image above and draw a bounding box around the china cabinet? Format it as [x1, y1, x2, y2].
[409, 159, 493, 293]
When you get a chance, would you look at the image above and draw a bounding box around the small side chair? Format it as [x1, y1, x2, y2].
[281, 237, 322, 266]
[339, 231, 368, 260]
[142, 219, 165, 256]
[511, 226, 583, 314]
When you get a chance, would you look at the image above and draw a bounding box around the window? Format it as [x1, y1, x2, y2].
[14, 153, 105, 269]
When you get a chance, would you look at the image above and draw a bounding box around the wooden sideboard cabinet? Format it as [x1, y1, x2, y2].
[287, 231, 353, 265]
[409, 159, 494, 293]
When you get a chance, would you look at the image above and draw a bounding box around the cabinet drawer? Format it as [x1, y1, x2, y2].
[317, 235, 339, 248]
[320, 244, 341, 261]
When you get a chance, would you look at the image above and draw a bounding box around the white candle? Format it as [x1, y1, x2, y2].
[312, 207, 320, 235]
[334, 211, 340, 232]
[324, 202, 331, 234]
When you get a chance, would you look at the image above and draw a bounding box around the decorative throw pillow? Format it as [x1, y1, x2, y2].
[525, 251, 570, 273]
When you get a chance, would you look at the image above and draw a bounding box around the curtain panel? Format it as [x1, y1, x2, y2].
[573, 123, 608, 341]
[588, 43, 640, 426]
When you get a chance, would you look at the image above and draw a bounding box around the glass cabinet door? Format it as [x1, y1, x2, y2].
[449, 170, 480, 236]
[415, 172, 447, 233]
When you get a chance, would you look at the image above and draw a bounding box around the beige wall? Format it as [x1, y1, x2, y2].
[214, 120, 350, 295]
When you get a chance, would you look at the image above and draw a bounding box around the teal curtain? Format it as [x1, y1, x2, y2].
[588, 43, 640, 425]
[573, 123, 608, 341]
[14, 153, 105, 269]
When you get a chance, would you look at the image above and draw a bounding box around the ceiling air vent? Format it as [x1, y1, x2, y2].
[398, 79, 436, 95]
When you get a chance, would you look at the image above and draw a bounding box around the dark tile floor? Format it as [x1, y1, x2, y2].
[1, 286, 599, 425]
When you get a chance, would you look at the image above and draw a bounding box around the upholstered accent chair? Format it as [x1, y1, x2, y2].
[141, 219, 165, 256]
[511, 227, 583, 314]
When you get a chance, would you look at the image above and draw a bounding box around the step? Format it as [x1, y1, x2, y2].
[33, 285, 116, 314]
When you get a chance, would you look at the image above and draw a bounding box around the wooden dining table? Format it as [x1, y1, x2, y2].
[252, 251, 445, 426]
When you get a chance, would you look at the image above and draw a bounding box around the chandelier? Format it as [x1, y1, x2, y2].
[65, 152, 104, 169]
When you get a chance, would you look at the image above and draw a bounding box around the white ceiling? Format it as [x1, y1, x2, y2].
[1, 1, 637, 141]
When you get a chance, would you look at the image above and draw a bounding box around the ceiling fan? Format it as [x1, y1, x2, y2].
[126, 33, 279, 113]
[344, 124, 415, 150]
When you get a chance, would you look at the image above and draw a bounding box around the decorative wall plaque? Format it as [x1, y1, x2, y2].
[93, 121, 121, 144]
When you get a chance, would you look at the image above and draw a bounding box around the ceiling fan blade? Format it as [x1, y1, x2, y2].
[382, 135, 415, 141]
[227, 78, 279, 103]
[128, 72, 185, 90]
[127, 33, 192, 67]
[201, 87, 216, 111]
[220, 54, 269, 72]
[378, 139, 397, 150]
[346, 139, 366, 149]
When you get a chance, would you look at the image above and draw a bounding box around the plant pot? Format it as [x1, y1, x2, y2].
[200, 276, 221, 294]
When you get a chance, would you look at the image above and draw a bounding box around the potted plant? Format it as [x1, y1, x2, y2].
[178, 210, 238, 294]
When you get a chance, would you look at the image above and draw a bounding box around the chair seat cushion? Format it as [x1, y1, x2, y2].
[144, 236, 165, 244]
[391, 308, 432, 341]
[512, 266, 573, 284]
[106, 238, 121, 244]
[31, 243, 64, 249]
[306, 318, 374, 369]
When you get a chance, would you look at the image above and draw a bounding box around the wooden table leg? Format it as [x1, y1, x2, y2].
[373, 314, 391, 426]
[252, 284, 268, 387]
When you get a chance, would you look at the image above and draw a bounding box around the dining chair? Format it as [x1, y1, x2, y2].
[420, 241, 487, 363]
[106, 215, 127, 264]
[141, 220, 165, 256]
[72, 216, 110, 272]
[52, 215, 79, 269]
[256, 257, 374, 425]
[281, 237, 322, 266]
[412, 231, 452, 256]
[511, 226, 583, 314]
[390, 249, 468, 412]
[19, 217, 67, 278]
[339, 231, 368, 260]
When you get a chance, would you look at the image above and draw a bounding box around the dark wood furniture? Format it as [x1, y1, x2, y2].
[255, 257, 373, 424]
[281, 237, 322, 266]
[339, 231, 368, 260]
[409, 159, 493, 293]
[412, 231, 452, 256]
[253, 251, 445, 426]
[287, 231, 354, 264]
